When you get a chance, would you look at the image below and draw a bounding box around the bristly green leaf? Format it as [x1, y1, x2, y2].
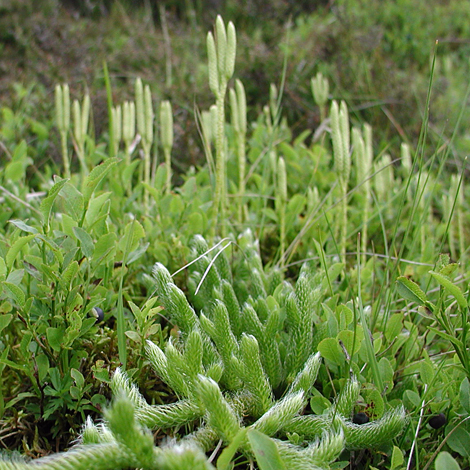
[197, 375, 241, 442]
[207, 32, 219, 96]
[332, 379, 360, 417]
[251, 391, 304, 437]
[239, 334, 274, 417]
[343, 407, 406, 449]
[105, 394, 155, 466]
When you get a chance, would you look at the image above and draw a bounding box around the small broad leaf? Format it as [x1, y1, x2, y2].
[41, 178, 69, 230]
[435, 451, 461, 470]
[73, 226, 95, 258]
[83, 158, 118, 203]
[46, 327, 64, 352]
[337, 328, 363, 357]
[60, 260, 79, 289]
[428, 327, 463, 348]
[390, 445, 404, 470]
[35, 354, 49, 382]
[285, 195, 306, 227]
[118, 220, 145, 260]
[217, 428, 248, 470]
[92, 232, 117, 264]
[6, 234, 36, 270]
[0, 258, 7, 280]
[363, 388, 385, 419]
[318, 337, 345, 366]
[9, 219, 38, 234]
[71, 368, 85, 389]
[337, 304, 353, 328]
[12, 140, 27, 161]
[396, 276, 428, 306]
[384, 313, 403, 343]
[439, 262, 459, 277]
[126, 242, 149, 265]
[446, 426, 470, 458]
[122, 160, 140, 186]
[85, 191, 112, 227]
[460, 378, 470, 415]
[125, 331, 142, 343]
[0, 314, 12, 334]
[2, 282, 25, 307]
[247, 429, 287, 470]
[420, 361, 435, 386]
[403, 390, 421, 410]
[188, 211, 205, 234]
[60, 182, 84, 222]
[310, 395, 331, 414]
[429, 270, 467, 310]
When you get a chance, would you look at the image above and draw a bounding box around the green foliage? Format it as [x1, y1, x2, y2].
[435, 452, 461, 470]
[0, 8, 469, 470]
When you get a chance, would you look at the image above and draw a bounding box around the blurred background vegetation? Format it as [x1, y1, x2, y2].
[1, 0, 470, 177]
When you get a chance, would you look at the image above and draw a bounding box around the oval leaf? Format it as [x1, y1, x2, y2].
[429, 270, 467, 310]
[396, 276, 428, 306]
[247, 429, 287, 470]
[435, 451, 461, 470]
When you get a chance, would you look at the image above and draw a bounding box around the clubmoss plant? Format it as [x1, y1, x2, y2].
[72, 93, 90, 177]
[0, 394, 214, 470]
[444, 174, 465, 261]
[138, 233, 406, 461]
[330, 100, 351, 263]
[135, 77, 154, 211]
[353, 124, 373, 265]
[374, 153, 394, 203]
[311, 72, 329, 123]
[122, 100, 136, 167]
[159, 100, 174, 194]
[229, 79, 247, 223]
[55, 83, 71, 178]
[111, 104, 122, 161]
[400, 142, 412, 172]
[207, 15, 236, 238]
[276, 156, 287, 266]
[199, 104, 217, 179]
